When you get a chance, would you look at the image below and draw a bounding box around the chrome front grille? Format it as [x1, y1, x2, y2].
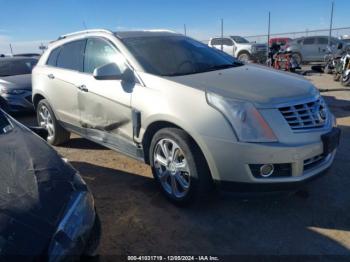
[279, 98, 328, 131]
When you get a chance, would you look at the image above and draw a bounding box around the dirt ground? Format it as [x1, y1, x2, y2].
[16, 70, 350, 258]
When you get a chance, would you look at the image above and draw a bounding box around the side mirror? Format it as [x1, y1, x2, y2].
[29, 126, 49, 140]
[93, 63, 123, 80]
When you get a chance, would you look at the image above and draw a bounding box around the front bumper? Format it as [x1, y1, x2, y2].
[202, 131, 337, 188]
[251, 51, 267, 63]
[1, 90, 34, 112]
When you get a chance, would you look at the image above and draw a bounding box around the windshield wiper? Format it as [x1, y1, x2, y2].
[202, 62, 243, 72]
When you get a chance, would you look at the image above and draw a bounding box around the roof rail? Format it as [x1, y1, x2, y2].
[57, 29, 113, 40]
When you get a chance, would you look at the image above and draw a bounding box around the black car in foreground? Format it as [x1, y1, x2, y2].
[0, 110, 100, 261]
[0, 57, 37, 113]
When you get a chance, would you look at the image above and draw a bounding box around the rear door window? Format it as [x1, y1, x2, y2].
[56, 40, 86, 71]
[317, 37, 328, 45]
[303, 37, 316, 45]
[211, 38, 222, 46]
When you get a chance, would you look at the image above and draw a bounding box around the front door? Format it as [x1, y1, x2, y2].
[77, 37, 134, 151]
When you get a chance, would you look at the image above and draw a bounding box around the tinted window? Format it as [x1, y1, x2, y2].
[231, 36, 249, 44]
[46, 47, 61, 66]
[317, 37, 328, 45]
[84, 38, 127, 74]
[123, 35, 241, 76]
[303, 38, 315, 45]
[0, 58, 37, 77]
[211, 38, 222, 46]
[222, 38, 233, 46]
[56, 40, 85, 71]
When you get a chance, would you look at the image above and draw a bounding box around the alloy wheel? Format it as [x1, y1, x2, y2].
[38, 105, 55, 140]
[153, 138, 191, 199]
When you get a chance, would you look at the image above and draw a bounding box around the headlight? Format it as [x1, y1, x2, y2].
[206, 92, 277, 142]
[48, 191, 95, 258]
[0, 87, 26, 95]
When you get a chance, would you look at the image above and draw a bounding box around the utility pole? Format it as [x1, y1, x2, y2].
[184, 24, 187, 36]
[267, 12, 270, 59]
[328, 1, 334, 46]
[9, 44, 13, 55]
[221, 18, 224, 51]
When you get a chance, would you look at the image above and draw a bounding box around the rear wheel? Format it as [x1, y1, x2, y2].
[237, 52, 251, 62]
[36, 99, 70, 145]
[341, 73, 350, 86]
[292, 53, 302, 65]
[149, 128, 213, 205]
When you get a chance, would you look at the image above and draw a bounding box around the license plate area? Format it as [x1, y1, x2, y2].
[321, 128, 341, 155]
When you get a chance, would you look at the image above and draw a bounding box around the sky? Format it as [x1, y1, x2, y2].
[0, 0, 349, 54]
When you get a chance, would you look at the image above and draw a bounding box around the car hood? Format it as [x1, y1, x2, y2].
[164, 64, 318, 108]
[0, 74, 32, 90]
[0, 117, 77, 256]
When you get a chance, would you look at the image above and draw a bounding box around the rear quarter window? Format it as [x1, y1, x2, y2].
[56, 40, 86, 71]
[46, 47, 61, 67]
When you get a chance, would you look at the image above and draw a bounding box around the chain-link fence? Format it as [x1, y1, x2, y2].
[199, 26, 350, 44]
[242, 26, 350, 44]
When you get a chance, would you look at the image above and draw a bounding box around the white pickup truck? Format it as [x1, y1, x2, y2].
[208, 36, 267, 63]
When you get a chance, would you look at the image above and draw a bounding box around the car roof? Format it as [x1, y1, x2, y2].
[114, 30, 181, 39]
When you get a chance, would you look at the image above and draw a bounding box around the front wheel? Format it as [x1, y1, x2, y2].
[149, 128, 213, 205]
[341, 73, 350, 86]
[36, 99, 70, 145]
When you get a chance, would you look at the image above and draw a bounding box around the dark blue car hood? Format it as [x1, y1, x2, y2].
[0, 115, 77, 257]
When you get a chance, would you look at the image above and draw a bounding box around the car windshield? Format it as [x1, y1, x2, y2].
[0, 58, 37, 77]
[122, 35, 243, 76]
[231, 36, 249, 44]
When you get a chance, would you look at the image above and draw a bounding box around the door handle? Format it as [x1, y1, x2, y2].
[48, 74, 55, 79]
[78, 85, 88, 92]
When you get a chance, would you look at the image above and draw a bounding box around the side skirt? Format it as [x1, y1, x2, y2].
[59, 121, 145, 163]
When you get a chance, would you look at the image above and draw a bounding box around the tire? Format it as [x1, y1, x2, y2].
[237, 52, 251, 62]
[36, 99, 70, 145]
[341, 73, 350, 87]
[292, 53, 302, 65]
[149, 128, 213, 205]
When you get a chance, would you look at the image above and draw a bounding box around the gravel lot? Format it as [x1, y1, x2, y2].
[17, 69, 350, 258]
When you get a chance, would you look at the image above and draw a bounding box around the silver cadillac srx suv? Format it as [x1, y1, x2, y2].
[32, 29, 340, 204]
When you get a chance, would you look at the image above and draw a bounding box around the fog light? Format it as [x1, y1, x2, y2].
[260, 164, 274, 177]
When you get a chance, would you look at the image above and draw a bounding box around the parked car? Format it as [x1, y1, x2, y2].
[286, 36, 349, 64]
[269, 37, 292, 47]
[0, 56, 37, 112]
[208, 36, 267, 62]
[33, 29, 340, 204]
[13, 53, 41, 58]
[0, 109, 100, 259]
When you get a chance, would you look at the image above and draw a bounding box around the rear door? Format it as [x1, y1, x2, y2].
[300, 37, 318, 61]
[45, 40, 86, 126]
[315, 37, 329, 61]
[77, 37, 134, 150]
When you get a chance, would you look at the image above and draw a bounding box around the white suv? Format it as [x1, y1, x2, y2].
[32, 29, 339, 204]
